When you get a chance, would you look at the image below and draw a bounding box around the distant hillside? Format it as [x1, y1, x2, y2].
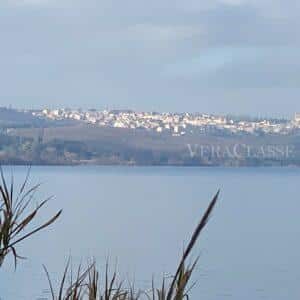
[6, 124, 300, 166]
[0, 107, 75, 128]
[0, 107, 43, 127]
[1, 108, 299, 166]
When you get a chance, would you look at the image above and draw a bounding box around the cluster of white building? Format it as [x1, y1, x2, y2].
[32, 109, 300, 136]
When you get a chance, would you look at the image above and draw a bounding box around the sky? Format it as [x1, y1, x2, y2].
[0, 0, 299, 117]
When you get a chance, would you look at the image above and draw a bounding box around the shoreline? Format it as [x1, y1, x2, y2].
[0, 162, 299, 168]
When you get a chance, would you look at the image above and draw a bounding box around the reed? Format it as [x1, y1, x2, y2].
[0, 167, 62, 268]
[0, 168, 219, 299]
[43, 191, 219, 300]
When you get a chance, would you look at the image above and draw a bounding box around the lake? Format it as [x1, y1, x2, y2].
[0, 166, 299, 300]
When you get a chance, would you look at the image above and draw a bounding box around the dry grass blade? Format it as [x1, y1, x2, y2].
[166, 190, 220, 300]
[43, 264, 56, 299]
[88, 263, 99, 300]
[7, 209, 62, 249]
[44, 260, 95, 300]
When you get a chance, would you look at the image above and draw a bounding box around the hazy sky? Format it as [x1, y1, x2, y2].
[0, 0, 299, 117]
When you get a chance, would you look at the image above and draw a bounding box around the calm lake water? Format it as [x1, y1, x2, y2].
[0, 166, 299, 300]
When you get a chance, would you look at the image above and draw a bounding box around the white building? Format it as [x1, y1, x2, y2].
[42, 108, 50, 115]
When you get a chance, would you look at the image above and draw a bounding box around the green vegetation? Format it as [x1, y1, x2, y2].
[0, 168, 219, 299]
[1, 126, 300, 166]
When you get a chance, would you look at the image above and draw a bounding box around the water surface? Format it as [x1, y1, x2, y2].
[0, 166, 299, 300]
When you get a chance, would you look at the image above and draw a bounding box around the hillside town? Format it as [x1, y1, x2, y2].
[32, 109, 300, 136]
[0, 106, 299, 166]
